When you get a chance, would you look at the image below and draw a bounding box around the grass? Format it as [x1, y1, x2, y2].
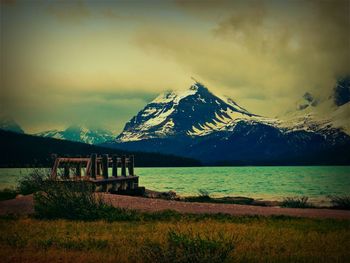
[142, 229, 235, 263]
[0, 216, 349, 263]
[281, 196, 314, 208]
[1, 174, 350, 262]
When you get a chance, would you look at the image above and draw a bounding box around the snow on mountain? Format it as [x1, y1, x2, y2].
[278, 79, 350, 136]
[36, 125, 114, 145]
[117, 82, 259, 142]
[0, 117, 24, 134]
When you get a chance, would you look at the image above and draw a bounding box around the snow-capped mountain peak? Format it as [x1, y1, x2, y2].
[116, 81, 259, 142]
[152, 82, 202, 104]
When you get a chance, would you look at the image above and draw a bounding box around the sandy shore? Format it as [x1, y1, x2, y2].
[1, 193, 350, 219]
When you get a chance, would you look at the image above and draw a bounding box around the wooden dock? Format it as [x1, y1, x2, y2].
[50, 154, 141, 193]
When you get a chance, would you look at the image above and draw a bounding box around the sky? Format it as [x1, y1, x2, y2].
[1, 0, 349, 134]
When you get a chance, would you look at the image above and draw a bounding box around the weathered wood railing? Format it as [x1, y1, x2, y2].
[51, 154, 134, 179]
[50, 154, 140, 193]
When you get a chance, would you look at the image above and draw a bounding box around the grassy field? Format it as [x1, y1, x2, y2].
[0, 215, 349, 263]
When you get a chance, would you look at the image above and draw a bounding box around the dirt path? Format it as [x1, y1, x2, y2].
[1, 194, 350, 219]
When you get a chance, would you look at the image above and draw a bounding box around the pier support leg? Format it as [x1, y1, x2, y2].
[75, 163, 81, 179]
[64, 165, 70, 179]
[97, 161, 101, 177]
[128, 155, 134, 176]
[102, 154, 109, 179]
[121, 155, 126, 176]
[91, 154, 97, 179]
[112, 155, 118, 177]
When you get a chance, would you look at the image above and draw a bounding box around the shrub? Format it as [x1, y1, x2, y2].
[34, 180, 140, 221]
[17, 169, 49, 195]
[281, 196, 313, 208]
[34, 181, 103, 220]
[329, 195, 350, 210]
[183, 189, 211, 202]
[198, 189, 210, 198]
[0, 188, 18, 201]
[142, 229, 235, 263]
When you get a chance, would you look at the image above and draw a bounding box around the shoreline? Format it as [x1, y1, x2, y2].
[1, 193, 350, 219]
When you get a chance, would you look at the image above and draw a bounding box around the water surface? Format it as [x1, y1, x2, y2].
[1, 166, 349, 203]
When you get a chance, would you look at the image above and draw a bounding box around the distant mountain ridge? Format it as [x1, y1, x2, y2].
[106, 79, 350, 165]
[0, 117, 24, 134]
[0, 129, 200, 168]
[36, 125, 114, 145]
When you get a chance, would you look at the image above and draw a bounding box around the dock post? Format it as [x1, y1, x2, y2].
[121, 155, 126, 176]
[75, 163, 81, 179]
[128, 155, 134, 176]
[134, 177, 139, 189]
[102, 154, 109, 179]
[97, 160, 101, 176]
[91, 153, 97, 179]
[112, 155, 118, 177]
[64, 165, 70, 179]
[50, 154, 58, 179]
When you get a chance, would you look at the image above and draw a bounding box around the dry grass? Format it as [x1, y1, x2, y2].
[0, 216, 349, 263]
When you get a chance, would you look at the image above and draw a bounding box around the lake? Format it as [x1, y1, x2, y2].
[0, 166, 349, 204]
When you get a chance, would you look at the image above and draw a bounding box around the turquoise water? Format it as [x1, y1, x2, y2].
[0, 166, 349, 202]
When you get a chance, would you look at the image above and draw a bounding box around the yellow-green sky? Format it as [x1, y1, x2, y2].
[1, 0, 349, 134]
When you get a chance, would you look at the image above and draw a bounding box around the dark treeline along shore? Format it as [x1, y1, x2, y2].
[0, 130, 200, 168]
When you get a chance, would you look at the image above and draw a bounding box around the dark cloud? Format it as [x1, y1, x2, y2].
[135, 0, 349, 116]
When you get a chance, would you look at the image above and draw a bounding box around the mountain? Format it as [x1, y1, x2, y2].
[117, 82, 261, 142]
[0, 129, 200, 168]
[36, 125, 114, 145]
[0, 117, 24, 134]
[106, 80, 350, 165]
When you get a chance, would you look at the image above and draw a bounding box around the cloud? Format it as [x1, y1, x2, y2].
[1, 0, 349, 132]
[46, 0, 90, 22]
[133, 0, 349, 116]
[1, 88, 156, 133]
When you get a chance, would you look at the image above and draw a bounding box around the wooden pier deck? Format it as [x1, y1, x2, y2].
[50, 154, 142, 193]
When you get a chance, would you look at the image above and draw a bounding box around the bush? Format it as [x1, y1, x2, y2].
[184, 189, 211, 202]
[34, 181, 98, 219]
[34, 181, 102, 220]
[0, 188, 18, 201]
[329, 195, 350, 210]
[142, 229, 235, 263]
[17, 169, 49, 195]
[281, 196, 313, 208]
[34, 180, 140, 221]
